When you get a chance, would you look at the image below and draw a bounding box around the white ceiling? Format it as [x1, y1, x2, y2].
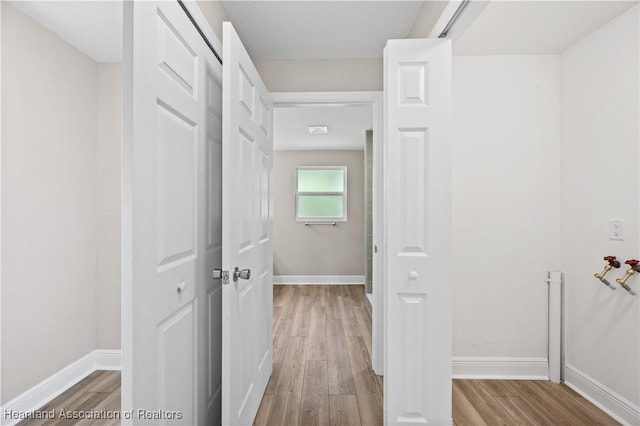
[9, 1, 122, 63]
[221, 1, 424, 60]
[274, 105, 372, 151]
[10, 1, 637, 66]
[454, 1, 637, 56]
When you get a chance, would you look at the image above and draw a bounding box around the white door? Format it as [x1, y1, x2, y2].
[122, 2, 222, 424]
[221, 22, 274, 426]
[383, 39, 452, 425]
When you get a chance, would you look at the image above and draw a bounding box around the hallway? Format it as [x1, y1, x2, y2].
[254, 285, 382, 426]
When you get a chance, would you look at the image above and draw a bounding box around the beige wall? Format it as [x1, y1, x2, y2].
[96, 63, 122, 350]
[273, 150, 365, 276]
[452, 55, 562, 361]
[1, 3, 121, 403]
[198, 0, 228, 44]
[255, 58, 383, 92]
[408, 1, 448, 38]
[561, 6, 639, 414]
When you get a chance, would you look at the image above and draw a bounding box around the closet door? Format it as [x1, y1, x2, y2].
[383, 38, 452, 425]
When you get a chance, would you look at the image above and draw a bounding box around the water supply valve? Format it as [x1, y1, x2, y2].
[594, 256, 619, 290]
[616, 259, 638, 295]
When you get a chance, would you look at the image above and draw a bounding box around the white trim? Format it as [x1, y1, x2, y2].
[452, 357, 549, 380]
[94, 349, 122, 371]
[564, 364, 640, 426]
[273, 275, 364, 285]
[0, 350, 122, 426]
[272, 91, 382, 107]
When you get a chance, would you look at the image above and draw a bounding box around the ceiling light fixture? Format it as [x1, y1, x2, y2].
[308, 125, 328, 134]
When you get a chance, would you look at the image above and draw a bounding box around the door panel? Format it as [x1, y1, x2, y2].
[123, 1, 222, 424]
[157, 302, 196, 423]
[384, 39, 452, 425]
[222, 22, 273, 426]
[156, 104, 197, 269]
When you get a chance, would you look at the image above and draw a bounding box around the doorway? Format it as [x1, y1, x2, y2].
[252, 96, 384, 424]
[271, 92, 384, 377]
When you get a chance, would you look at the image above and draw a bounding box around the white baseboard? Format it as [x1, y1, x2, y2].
[1, 349, 122, 426]
[452, 356, 549, 380]
[564, 364, 640, 426]
[273, 275, 365, 285]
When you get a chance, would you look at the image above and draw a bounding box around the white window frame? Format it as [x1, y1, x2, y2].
[295, 166, 348, 222]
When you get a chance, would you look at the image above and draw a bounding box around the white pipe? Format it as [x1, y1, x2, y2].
[545, 271, 563, 383]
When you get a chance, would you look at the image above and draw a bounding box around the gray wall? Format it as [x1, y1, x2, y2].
[273, 150, 365, 276]
[1, 3, 121, 403]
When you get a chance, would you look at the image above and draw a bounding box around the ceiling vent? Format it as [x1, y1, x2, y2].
[308, 125, 328, 134]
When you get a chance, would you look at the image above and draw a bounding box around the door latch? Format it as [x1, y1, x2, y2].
[213, 269, 230, 285]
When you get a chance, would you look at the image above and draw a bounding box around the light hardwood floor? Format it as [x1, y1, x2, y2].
[16, 370, 121, 426]
[254, 285, 382, 426]
[17, 285, 619, 426]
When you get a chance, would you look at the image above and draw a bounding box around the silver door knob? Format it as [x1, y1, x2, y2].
[212, 269, 223, 280]
[233, 267, 251, 281]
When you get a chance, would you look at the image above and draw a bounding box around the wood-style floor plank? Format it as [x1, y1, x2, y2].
[501, 395, 559, 425]
[298, 360, 330, 426]
[451, 382, 488, 426]
[291, 292, 313, 337]
[277, 285, 298, 320]
[86, 371, 120, 393]
[264, 336, 308, 426]
[325, 286, 342, 320]
[455, 379, 520, 425]
[253, 394, 274, 426]
[452, 380, 621, 426]
[345, 336, 383, 426]
[266, 319, 293, 395]
[337, 293, 360, 337]
[326, 319, 356, 395]
[329, 395, 362, 426]
[307, 305, 328, 361]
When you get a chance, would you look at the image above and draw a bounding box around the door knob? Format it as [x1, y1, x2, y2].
[212, 269, 223, 279]
[233, 267, 251, 281]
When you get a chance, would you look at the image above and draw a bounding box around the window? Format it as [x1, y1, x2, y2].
[296, 166, 347, 221]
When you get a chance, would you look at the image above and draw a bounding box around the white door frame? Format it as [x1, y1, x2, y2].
[271, 91, 384, 375]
